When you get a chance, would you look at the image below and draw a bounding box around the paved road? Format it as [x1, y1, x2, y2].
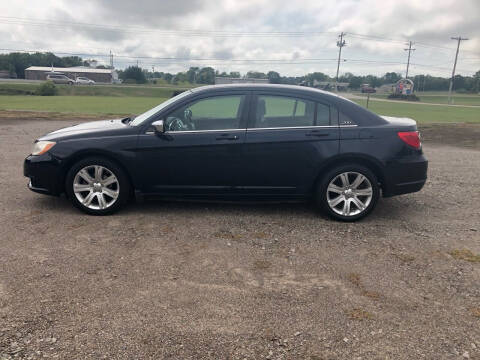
[0, 118, 479, 359]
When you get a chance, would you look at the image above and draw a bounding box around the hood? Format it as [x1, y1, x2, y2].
[39, 118, 130, 141]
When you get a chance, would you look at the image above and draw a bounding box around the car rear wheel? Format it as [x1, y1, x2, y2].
[65, 157, 130, 215]
[317, 164, 380, 221]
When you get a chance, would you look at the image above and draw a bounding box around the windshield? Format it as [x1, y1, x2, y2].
[130, 90, 192, 126]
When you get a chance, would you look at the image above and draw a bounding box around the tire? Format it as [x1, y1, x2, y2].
[316, 164, 380, 222]
[65, 157, 130, 215]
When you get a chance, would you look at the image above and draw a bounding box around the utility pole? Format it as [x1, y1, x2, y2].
[335, 32, 346, 92]
[404, 41, 415, 79]
[448, 36, 469, 104]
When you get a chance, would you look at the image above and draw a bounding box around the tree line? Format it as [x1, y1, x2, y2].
[122, 66, 480, 93]
[1, 52, 479, 92]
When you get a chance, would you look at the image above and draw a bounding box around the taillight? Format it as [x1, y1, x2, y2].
[398, 131, 421, 149]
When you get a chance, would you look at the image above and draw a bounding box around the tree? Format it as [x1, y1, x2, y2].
[186, 67, 199, 83]
[120, 66, 146, 84]
[474, 70, 480, 93]
[246, 71, 267, 79]
[197, 67, 215, 84]
[384, 72, 401, 84]
[348, 76, 363, 89]
[267, 71, 281, 84]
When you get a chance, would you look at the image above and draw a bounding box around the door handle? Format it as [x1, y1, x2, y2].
[216, 135, 239, 140]
[305, 131, 328, 137]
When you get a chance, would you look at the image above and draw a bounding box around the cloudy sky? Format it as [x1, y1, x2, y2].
[0, 0, 479, 77]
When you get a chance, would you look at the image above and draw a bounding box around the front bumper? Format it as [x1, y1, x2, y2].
[382, 154, 428, 197]
[24, 153, 63, 196]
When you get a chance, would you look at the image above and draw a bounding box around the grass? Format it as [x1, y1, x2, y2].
[362, 92, 480, 106]
[0, 85, 479, 124]
[0, 82, 191, 97]
[346, 308, 373, 320]
[353, 99, 480, 123]
[0, 95, 166, 115]
[471, 308, 480, 318]
[449, 249, 480, 263]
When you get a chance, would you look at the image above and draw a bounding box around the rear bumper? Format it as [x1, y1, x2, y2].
[24, 154, 63, 196]
[382, 154, 428, 197]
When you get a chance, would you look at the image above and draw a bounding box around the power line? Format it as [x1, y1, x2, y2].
[0, 16, 336, 38]
[0, 46, 476, 73]
[0, 15, 476, 55]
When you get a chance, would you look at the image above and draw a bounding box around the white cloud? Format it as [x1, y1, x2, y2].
[0, 0, 478, 77]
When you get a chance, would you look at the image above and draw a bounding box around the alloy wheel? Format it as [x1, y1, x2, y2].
[326, 171, 373, 217]
[73, 165, 120, 210]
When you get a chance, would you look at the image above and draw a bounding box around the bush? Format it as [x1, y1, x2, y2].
[123, 78, 137, 84]
[36, 81, 57, 96]
[387, 93, 420, 101]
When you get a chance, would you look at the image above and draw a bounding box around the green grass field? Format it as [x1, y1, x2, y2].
[0, 95, 166, 115]
[364, 92, 480, 106]
[353, 99, 480, 123]
[0, 82, 191, 97]
[0, 83, 479, 123]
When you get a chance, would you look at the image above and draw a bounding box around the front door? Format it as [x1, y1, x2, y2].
[136, 93, 249, 197]
[240, 93, 339, 198]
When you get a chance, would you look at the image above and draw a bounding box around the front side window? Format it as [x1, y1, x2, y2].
[130, 90, 192, 126]
[253, 95, 315, 128]
[164, 95, 245, 132]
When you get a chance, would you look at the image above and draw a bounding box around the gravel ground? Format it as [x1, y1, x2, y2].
[0, 117, 479, 359]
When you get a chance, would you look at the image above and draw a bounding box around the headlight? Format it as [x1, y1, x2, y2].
[32, 141, 56, 155]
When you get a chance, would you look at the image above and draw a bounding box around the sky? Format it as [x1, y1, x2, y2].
[0, 0, 479, 78]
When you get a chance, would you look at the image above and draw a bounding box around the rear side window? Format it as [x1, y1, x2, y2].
[253, 95, 315, 128]
[316, 103, 331, 126]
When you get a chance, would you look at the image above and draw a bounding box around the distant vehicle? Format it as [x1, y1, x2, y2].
[76, 77, 95, 85]
[46, 73, 75, 85]
[361, 86, 376, 93]
[24, 84, 427, 221]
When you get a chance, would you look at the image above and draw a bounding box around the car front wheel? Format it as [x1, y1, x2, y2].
[317, 164, 380, 221]
[65, 157, 130, 215]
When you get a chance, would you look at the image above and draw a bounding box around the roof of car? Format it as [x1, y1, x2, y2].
[192, 83, 342, 97]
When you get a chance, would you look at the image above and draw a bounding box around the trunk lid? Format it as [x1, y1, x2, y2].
[380, 116, 417, 129]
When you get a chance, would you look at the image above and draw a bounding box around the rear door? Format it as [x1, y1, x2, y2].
[135, 92, 249, 196]
[240, 92, 339, 197]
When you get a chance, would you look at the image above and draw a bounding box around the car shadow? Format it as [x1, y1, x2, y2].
[30, 194, 415, 223]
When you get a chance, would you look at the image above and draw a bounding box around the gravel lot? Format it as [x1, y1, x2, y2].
[1, 115, 479, 359]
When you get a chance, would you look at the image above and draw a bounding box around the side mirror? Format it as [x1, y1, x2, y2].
[151, 120, 164, 134]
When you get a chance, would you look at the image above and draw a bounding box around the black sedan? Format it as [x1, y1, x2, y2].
[24, 84, 427, 221]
